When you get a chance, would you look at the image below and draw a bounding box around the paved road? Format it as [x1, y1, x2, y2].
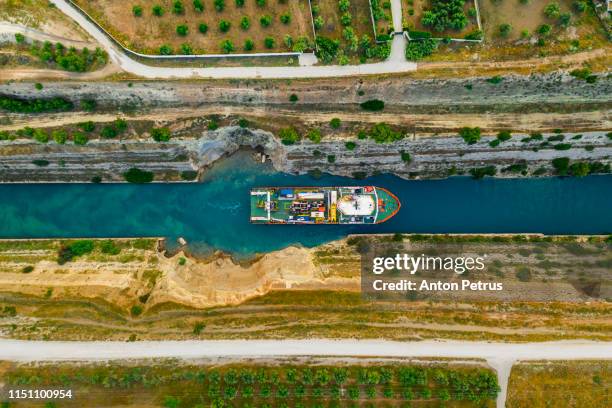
[1, 339, 609, 407]
[46, 0, 415, 79]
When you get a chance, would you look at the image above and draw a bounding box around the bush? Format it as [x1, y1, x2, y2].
[327, 154, 336, 163]
[100, 240, 121, 255]
[180, 170, 198, 180]
[219, 20, 231, 32]
[400, 150, 411, 163]
[487, 75, 503, 84]
[131, 305, 143, 317]
[32, 159, 50, 166]
[151, 127, 171, 142]
[180, 43, 193, 54]
[405, 39, 438, 60]
[515, 266, 532, 282]
[459, 127, 481, 144]
[33, 128, 48, 143]
[52, 129, 67, 144]
[469, 166, 496, 179]
[544, 2, 560, 18]
[124, 168, 154, 183]
[15, 32, 26, 43]
[489, 139, 500, 147]
[244, 39, 254, 51]
[330, 118, 341, 129]
[307, 128, 322, 143]
[499, 23, 512, 37]
[552, 157, 570, 175]
[240, 16, 250, 30]
[315, 36, 340, 63]
[132, 5, 143, 16]
[538, 24, 552, 36]
[198, 23, 208, 34]
[236, 0, 245, 6]
[73, 131, 88, 145]
[279, 127, 300, 145]
[345, 141, 357, 150]
[408, 30, 431, 39]
[0, 95, 73, 113]
[369, 123, 403, 143]
[57, 240, 94, 264]
[360, 99, 384, 111]
[22, 265, 34, 273]
[497, 130, 512, 142]
[101, 125, 118, 139]
[214, 0, 225, 10]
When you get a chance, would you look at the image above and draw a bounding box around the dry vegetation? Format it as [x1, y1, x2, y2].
[507, 360, 610, 408]
[0, 236, 610, 342]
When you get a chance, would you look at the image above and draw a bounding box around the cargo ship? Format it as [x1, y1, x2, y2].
[250, 186, 401, 224]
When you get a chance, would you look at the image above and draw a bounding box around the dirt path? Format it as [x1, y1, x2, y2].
[2, 105, 609, 133]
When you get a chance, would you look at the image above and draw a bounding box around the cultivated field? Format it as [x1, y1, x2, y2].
[0, 359, 499, 407]
[73, 0, 314, 54]
[507, 360, 610, 408]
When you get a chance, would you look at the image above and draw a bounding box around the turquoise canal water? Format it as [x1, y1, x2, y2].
[0, 152, 610, 256]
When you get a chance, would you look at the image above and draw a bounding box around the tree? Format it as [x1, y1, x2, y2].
[15, 32, 26, 43]
[315, 36, 339, 63]
[152, 5, 164, 16]
[573, 0, 587, 12]
[544, 2, 560, 18]
[101, 125, 118, 138]
[256, 0, 266, 6]
[569, 161, 590, 177]
[33, 128, 48, 143]
[221, 40, 235, 53]
[497, 130, 512, 142]
[421, 0, 468, 32]
[280, 13, 291, 24]
[124, 167, 154, 183]
[193, 0, 204, 12]
[289, 94, 298, 103]
[181, 43, 193, 55]
[314, 16, 324, 30]
[199, 23, 208, 34]
[241, 16, 250, 30]
[244, 39, 254, 51]
[159, 44, 172, 55]
[260, 15, 272, 27]
[559, 13, 571, 28]
[330, 118, 341, 129]
[345, 141, 356, 150]
[172, 0, 184, 14]
[459, 127, 481, 144]
[214, 0, 225, 11]
[339, 0, 350, 12]
[219, 20, 231, 32]
[264, 37, 275, 49]
[499, 23, 512, 37]
[401, 150, 411, 163]
[151, 127, 171, 142]
[132, 5, 143, 16]
[176, 24, 189, 36]
[340, 12, 352, 26]
[236, 0, 245, 6]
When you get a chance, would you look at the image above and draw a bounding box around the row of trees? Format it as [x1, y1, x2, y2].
[25, 39, 107, 72]
[0, 95, 73, 113]
[133, 0, 278, 17]
[421, 0, 468, 32]
[1, 119, 129, 145]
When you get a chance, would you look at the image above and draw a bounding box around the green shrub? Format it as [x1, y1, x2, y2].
[124, 168, 154, 183]
[459, 127, 481, 144]
[487, 75, 503, 84]
[369, 123, 403, 143]
[173, 0, 185, 14]
[264, 37, 275, 49]
[101, 125, 118, 139]
[499, 23, 512, 37]
[421, 0, 468, 32]
[193, 0, 204, 12]
[159, 44, 173, 55]
[152, 5, 164, 16]
[360, 99, 384, 111]
[489, 139, 500, 147]
[51, 129, 68, 144]
[33, 128, 49, 143]
[22, 265, 34, 273]
[280, 13, 291, 24]
[330, 118, 341, 129]
[552, 157, 570, 175]
[151, 127, 171, 142]
[0, 95, 73, 113]
[176, 24, 189, 36]
[214, 0, 225, 11]
[100, 240, 121, 255]
[238, 118, 249, 128]
[260, 15, 272, 27]
[345, 141, 357, 150]
[131, 305, 143, 317]
[72, 131, 88, 145]
[180, 170, 198, 180]
[244, 39, 254, 51]
[400, 150, 411, 163]
[405, 39, 438, 60]
[469, 166, 496, 179]
[307, 128, 322, 143]
[15, 32, 26, 43]
[198, 23, 208, 34]
[497, 130, 512, 142]
[279, 127, 300, 145]
[32, 159, 50, 166]
[327, 154, 336, 163]
[132, 5, 143, 16]
[221, 40, 235, 53]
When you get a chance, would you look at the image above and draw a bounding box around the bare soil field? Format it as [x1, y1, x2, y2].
[507, 360, 611, 408]
[73, 0, 314, 54]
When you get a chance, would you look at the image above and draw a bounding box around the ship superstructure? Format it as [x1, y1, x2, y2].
[250, 186, 400, 224]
